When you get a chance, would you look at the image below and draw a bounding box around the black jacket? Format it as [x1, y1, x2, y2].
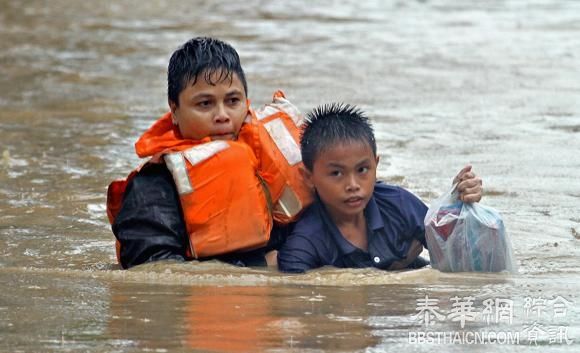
[112, 163, 290, 269]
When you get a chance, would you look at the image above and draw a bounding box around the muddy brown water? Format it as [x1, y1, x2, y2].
[1, 1, 579, 352]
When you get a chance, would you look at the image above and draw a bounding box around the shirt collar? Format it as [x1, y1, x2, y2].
[365, 195, 384, 231]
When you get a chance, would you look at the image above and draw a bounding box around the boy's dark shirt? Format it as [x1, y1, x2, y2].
[112, 163, 289, 269]
[277, 181, 429, 273]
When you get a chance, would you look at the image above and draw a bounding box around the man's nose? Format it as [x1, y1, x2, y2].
[213, 104, 230, 124]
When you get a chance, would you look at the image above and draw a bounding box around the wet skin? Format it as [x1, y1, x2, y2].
[303, 141, 379, 250]
[169, 71, 248, 141]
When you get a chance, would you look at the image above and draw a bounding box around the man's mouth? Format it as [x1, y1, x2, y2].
[210, 132, 235, 140]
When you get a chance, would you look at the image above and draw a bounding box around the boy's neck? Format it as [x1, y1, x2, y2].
[333, 212, 369, 252]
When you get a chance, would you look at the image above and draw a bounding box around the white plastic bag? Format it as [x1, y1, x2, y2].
[424, 185, 517, 273]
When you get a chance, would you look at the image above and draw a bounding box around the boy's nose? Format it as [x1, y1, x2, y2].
[345, 175, 360, 192]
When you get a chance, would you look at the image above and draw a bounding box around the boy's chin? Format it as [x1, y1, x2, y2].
[337, 203, 368, 217]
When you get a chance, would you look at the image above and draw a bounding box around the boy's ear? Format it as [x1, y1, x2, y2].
[299, 166, 314, 190]
[375, 155, 380, 166]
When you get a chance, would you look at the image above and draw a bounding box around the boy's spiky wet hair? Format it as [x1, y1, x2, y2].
[167, 37, 248, 106]
[301, 103, 377, 171]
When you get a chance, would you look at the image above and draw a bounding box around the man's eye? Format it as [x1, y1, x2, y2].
[359, 166, 369, 174]
[228, 97, 241, 105]
[330, 170, 342, 177]
[197, 100, 211, 107]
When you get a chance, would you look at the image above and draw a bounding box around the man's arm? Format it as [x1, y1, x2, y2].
[112, 163, 188, 269]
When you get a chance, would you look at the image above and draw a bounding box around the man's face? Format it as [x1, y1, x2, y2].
[305, 140, 378, 222]
[169, 71, 248, 141]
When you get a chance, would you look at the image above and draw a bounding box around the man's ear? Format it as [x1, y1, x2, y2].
[375, 155, 380, 166]
[299, 166, 314, 190]
[168, 99, 177, 113]
[168, 99, 178, 125]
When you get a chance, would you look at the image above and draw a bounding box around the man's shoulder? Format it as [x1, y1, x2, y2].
[125, 162, 178, 202]
[134, 162, 171, 180]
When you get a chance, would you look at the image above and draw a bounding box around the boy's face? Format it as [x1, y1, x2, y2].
[304, 140, 378, 222]
[169, 71, 248, 141]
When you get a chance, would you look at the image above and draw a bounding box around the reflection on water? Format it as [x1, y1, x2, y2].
[2, 266, 578, 352]
[1, 0, 579, 352]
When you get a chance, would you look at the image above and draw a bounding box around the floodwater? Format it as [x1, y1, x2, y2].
[1, 0, 579, 352]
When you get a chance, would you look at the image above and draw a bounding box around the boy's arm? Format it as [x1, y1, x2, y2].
[112, 163, 188, 269]
[277, 230, 320, 273]
[453, 165, 483, 203]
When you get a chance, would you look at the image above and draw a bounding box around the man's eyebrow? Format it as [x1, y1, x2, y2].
[225, 89, 243, 96]
[190, 93, 213, 100]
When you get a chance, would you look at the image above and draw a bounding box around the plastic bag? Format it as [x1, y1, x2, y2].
[424, 185, 517, 273]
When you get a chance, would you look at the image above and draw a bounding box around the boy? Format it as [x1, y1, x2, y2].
[108, 37, 304, 269]
[277, 104, 483, 273]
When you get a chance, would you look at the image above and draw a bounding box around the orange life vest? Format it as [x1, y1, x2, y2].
[240, 90, 312, 223]
[107, 92, 311, 263]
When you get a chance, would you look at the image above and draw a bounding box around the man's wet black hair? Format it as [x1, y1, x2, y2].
[301, 103, 377, 171]
[167, 37, 248, 106]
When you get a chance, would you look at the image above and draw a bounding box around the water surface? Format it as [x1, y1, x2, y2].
[1, 0, 579, 352]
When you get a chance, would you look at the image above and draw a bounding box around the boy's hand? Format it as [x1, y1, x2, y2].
[265, 250, 278, 267]
[453, 165, 483, 203]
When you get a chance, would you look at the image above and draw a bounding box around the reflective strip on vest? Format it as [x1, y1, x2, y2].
[183, 140, 229, 166]
[164, 141, 230, 195]
[254, 105, 280, 121]
[165, 152, 193, 195]
[274, 184, 303, 218]
[263, 118, 301, 166]
[273, 96, 305, 126]
[254, 97, 305, 127]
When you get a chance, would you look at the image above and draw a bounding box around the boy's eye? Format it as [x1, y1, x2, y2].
[358, 166, 369, 174]
[330, 170, 342, 177]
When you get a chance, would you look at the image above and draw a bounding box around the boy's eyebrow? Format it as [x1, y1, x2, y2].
[325, 158, 372, 168]
[355, 158, 372, 166]
[326, 162, 345, 168]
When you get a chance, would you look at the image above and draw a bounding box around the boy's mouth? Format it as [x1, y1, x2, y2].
[344, 196, 364, 208]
